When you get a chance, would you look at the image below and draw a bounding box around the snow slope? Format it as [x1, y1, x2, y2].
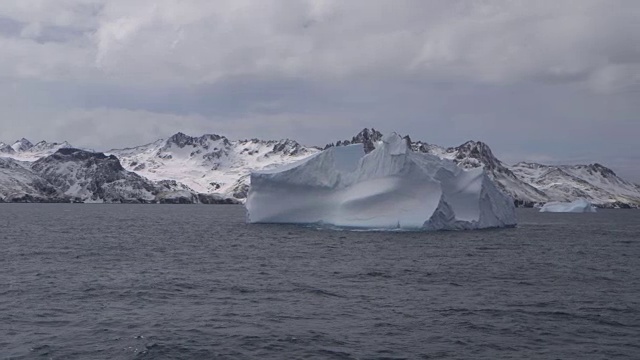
[511, 162, 640, 207]
[11, 138, 34, 152]
[109, 132, 319, 200]
[0, 142, 15, 154]
[0, 147, 239, 204]
[0, 157, 63, 202]
[247, 134, 517, 230]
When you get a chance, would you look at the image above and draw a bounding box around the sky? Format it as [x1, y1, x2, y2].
[0, 0, 639, 180]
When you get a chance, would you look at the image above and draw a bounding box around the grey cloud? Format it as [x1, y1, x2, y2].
[2, 1, 639, 89]
[31, 25, 89, 44]
[0, 16, 22, 37]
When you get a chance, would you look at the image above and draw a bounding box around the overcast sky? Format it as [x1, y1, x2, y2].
[1, 0, 639, 180]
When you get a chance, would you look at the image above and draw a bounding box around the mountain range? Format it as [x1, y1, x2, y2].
[1, 129, 639, 207]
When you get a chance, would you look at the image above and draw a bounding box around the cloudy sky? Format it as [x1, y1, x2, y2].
[1, 0, 639, 180]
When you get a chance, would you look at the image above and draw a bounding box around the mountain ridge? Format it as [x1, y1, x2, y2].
[1, 131, 639, 207]
[0, 147, 239, 204]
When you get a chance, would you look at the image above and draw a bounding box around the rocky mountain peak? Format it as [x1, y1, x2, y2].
[588, 163, 617, 178]
[11, 138, 34, 152]
[0, 142, 16, 154]
[354, 127, 383, 140]
[166, 132, 229, 149]
[352, 128, 384, 153]
[31, 140, 73, 152]
[452, 140, 502, 171]
[166, 132, 194, 147]
[457, 140, 492, 154]
[39, 148, 125, 172]
[201, 133, 230, 146]
[410, 140, 439, 154]
[271, 139, 307, 156]
[326, 128, 384, 153]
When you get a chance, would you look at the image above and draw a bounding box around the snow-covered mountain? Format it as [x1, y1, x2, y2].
[412, 139, 549, 206]
[30, 148, 162, 203]
[510, 162, 640, 208]
[329, 129, 640, 208]
[0, 142, 15, 154]
[0, 147, 238, 204]
[0, 138, 74, 161]
[11, 138, 34, 152]
[108, 132, 319, 200]
[0, 157, 64, 202]
[1, 130, 639, 207]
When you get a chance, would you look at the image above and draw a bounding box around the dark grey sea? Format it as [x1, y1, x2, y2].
[1, 205, 639, 359]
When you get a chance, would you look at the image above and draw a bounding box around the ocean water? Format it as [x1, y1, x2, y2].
[1, 204, 639, 359]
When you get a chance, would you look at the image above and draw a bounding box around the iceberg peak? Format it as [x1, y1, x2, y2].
[381, 133, 409, 155]
[540, 198, 597, 213]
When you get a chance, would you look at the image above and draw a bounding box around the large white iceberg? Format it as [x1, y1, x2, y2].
[246, 134, 517, 230]
[539, 198, 597, 213]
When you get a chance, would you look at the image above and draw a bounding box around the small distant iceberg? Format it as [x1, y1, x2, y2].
[245, 133, 517, 231]
[539, 198, 597, 213]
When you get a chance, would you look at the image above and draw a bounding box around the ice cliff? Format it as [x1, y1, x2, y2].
[246, 134, 517, 230]
[539, 198, 597, 213]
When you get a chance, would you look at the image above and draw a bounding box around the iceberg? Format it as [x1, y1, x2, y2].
[539, 198, 597, 213]
[245, 133, 517, 230]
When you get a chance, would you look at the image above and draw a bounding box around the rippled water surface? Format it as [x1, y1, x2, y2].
[1, 205, 639, 359]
